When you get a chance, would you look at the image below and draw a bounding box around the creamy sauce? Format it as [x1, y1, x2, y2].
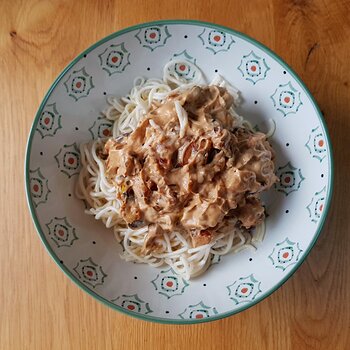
[104, 86, 277, 250]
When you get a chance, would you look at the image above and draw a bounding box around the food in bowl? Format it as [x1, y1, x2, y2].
[76, 63, 277, 279]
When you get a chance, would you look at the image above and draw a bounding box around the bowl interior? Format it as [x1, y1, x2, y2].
[26, 20, 332, 323]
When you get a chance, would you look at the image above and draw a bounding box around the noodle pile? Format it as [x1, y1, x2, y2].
[76, 62, 270, 279]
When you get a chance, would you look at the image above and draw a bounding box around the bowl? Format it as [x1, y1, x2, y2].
[25, 20, 333, 324]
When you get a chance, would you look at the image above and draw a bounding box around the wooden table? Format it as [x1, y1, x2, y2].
[1, 1, 349, 349]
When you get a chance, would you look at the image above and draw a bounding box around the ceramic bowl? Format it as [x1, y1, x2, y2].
[25, 20, 333, 324]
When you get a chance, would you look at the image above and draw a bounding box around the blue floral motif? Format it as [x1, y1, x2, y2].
[305, 126, 327, 162]
[46, 217, 78, 248]
[98, 43, 130, 75]
[63, 67, 94, 101]
[268, 238, 303, 271]
[237, 51, 270, 84]
[135, 25, 171, 51]
[112, 294, 153, 314]
[198, 28, 235, 54]
[29, 168, 51, 207]
[270, 81, 303, 116]
[151, 267, 189, 298]
[178, 301, 218, 319]
[36, 103, 62, 138]
[275, 162, 305, 196]
[306, 186, 327, 223]
[226, 274, 262, 305]
[54, 143, 80, 178]
[73, 258, 107, 288]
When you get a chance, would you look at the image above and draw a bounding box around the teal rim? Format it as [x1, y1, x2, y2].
[25, 19, 334, 324]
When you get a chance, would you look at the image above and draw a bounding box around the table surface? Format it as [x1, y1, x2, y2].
[1, 0, 349, 349]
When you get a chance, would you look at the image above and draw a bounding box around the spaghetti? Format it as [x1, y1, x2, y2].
[76, 62, 275, 280]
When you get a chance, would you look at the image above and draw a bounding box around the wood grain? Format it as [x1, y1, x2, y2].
[0, 0, 349, 349]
